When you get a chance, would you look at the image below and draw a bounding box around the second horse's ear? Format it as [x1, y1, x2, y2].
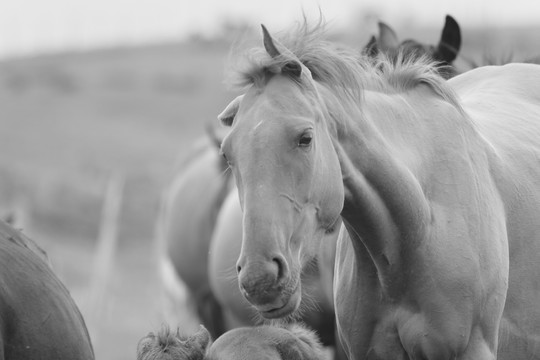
[377, 21, 399, 51]
[364, 35, 379, 57]
[436, 15, 461, 63]
[218, 95, 244, 127]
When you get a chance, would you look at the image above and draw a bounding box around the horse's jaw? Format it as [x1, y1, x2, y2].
[256, 288, 302, 320]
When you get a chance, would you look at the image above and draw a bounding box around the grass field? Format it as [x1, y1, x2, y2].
[0, 23, 538, 360]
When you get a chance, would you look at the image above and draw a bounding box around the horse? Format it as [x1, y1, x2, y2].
[137, 323, 327, 360]
[0, 219, 95, 359]
[157, 134, 232, 339]
[159, 129, 340, 351]
[365, 15, 461, 78]
[217, 21, 540, 360]
[208, 187, 338, 347]
[160, 127, 340, 352]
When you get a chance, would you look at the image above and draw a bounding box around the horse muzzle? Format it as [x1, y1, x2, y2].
[237, 255, 300, 318]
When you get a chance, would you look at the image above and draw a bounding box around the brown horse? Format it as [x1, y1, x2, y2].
[218, 21, 540, 360]
[137, 323, 327, 360]
[0, 220, 94, 359]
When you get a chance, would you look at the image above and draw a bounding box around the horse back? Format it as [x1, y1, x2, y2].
[163, 146, 230, 292]
[0, 220, 94, 360]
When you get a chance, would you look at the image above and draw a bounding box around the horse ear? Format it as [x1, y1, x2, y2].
[282, 61, 302, 78]
[364, 35, 379, 57]
[436, 15, 461, 63]
[261, 24, 303, 78]
[218, 95, 244, 127]
[205, 119, 229, 149]
[377, 21, 399, 51]
[187, 325, 212, 351]
[261, 24, 281, 58]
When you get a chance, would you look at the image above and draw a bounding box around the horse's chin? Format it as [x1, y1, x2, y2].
[258, 289, 301, 320]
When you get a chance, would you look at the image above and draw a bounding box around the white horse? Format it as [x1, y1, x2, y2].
[218, 21, 540, 360]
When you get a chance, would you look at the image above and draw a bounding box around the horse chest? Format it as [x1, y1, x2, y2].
[334, 239, 408, 359]
[335, 283, 460, 360]
[334, 274, 408, 359]
[334, 233, 471, 359]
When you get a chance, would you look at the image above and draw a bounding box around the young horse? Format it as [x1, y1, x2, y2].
[0, 220, 95, 359]
[218, 22, 540, 360]
[137, 323, 327, 360]
[365, 15, 461, 78]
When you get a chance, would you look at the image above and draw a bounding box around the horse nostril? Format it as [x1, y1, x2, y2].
[236, 264, 242, 274]
[272, 256, 288, 282]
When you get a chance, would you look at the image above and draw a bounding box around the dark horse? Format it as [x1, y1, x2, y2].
[365, 15, 461, 78]
[0, 220, 94, 359]
[218, 21, 540, 360]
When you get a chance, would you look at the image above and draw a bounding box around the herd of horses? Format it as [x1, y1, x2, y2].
[154, 14, 540, 360]
[2, 14, 540, 360]
[156, 14, 463, 354]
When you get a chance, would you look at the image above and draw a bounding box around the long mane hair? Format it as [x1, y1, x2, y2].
[226, 20, 462, 112]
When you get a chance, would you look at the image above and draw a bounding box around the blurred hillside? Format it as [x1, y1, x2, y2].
[0, 40, 235, 243]
[0, 39, 235, 360]
[0, 23, 538, 360]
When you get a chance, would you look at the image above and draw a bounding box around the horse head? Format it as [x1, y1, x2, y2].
[365, 15, 461, 78]
[136, 325, 211, 360]
[219, 25, 343, 319]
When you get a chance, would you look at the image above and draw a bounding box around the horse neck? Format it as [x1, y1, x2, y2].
[325, 85, 478, 296]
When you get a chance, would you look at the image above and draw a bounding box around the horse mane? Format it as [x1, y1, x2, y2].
[137, 325, 208, 360]
[227, 20, 462, 112]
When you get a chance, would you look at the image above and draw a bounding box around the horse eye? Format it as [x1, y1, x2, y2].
[298, 133, 313, 147]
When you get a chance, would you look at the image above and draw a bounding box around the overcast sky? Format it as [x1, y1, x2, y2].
[0, 0, 538, 57]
